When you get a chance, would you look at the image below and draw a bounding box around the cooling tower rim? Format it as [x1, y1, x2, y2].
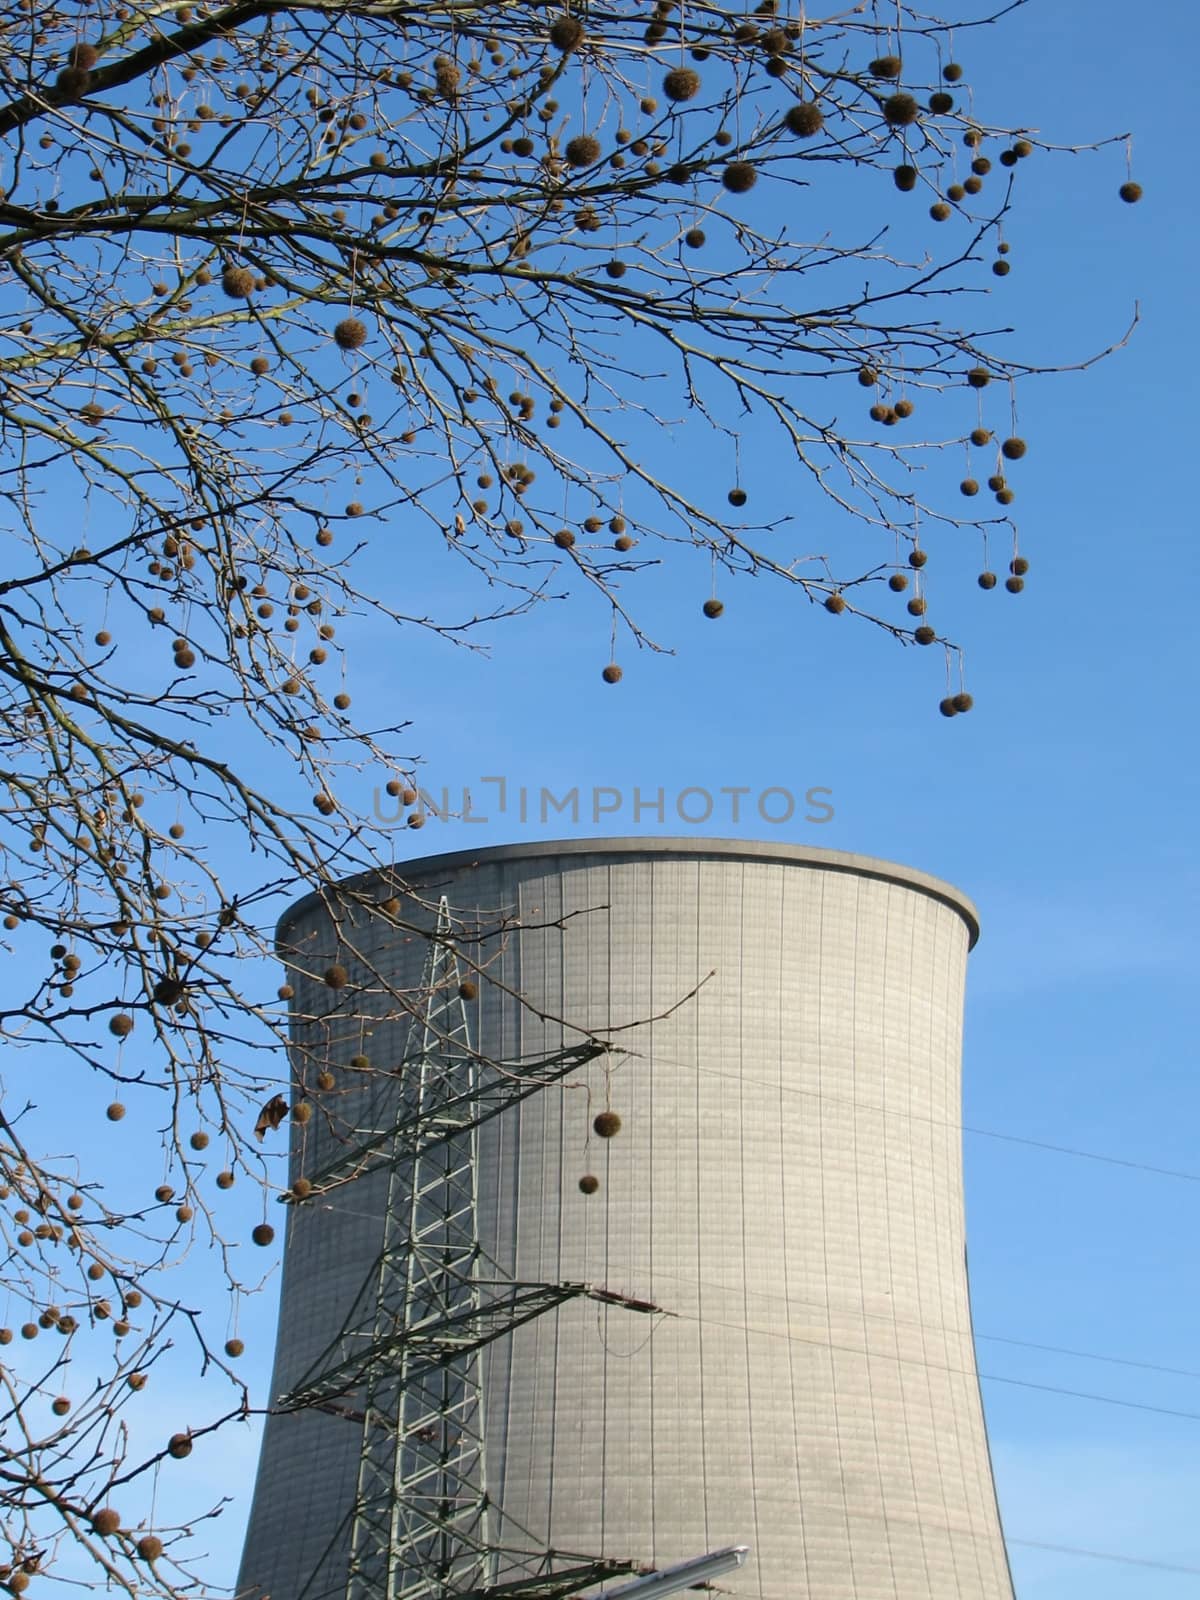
[277, 836, 979, 950]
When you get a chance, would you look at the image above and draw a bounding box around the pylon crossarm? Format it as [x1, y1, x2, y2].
[456, 1559, 640, 1600]
[298, 1042, 611, 1198]
[281, 1282, 595, 1411]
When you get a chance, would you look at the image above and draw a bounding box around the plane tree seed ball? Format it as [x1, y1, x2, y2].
[252, 1223, 276, 1247]
[137, 1536, 164, 1562]
[893, 164, 918, 192]
[888, 573, 908, 592]
[940, 697, 958, 718]
[1001, 437, 1027, 460]
[952, 693, 975, 713]
[824, 594, 846, 614]
[914, 625, 936, 644]
[578, 1175, 600, 1195]
[565, 135, 601, 168]
[1010, 557, 1030, 576]
[893, 398, 913, 418]
[221, 265, 255, 299]
[593, 1111, 622, 1138]
[92, 1509, 122, 1537]
[943, 62, 964, 82]
[785, 102, 823, 137]
[168, 1432, 193, 1459]
[291, 1177, 313, 1199]
[601, 664, 622, 684]
[459, 980, 479, 999]
[334, 318, 368, 352]
[108, 1013, 134, 1037]
[869, 55, 902, 79]
[728, 487, 747, 506]
[216, 1170, 235, 1189]
[106, 1102, 126, 1121]
[882, 93, 919, 127]
[324, 964, 348, 988]
[970, 428, 991, 447]
[1005, 575, 1025, 593]
[702, 599, 724, 618]
[548, 14, 585, 51]
[929, 91, 953, 114]
[930, 202, 951, 222]
[978, 571, 998, 589]
[908, 548, 927, 568]
[189, 1131, 209, 1151]
[966, 367, 991, 388]
[663, 67, 700, 102]
[225, 1338, 244, 1358]
[721, 162, 757, 194]
[684, 228, 706, 248]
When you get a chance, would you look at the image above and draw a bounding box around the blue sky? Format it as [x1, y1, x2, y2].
[12, 2, 1194, 1594]
[304, 5, 1194, 1594]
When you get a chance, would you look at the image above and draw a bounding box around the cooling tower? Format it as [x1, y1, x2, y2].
[237, 838, 1013, 1600]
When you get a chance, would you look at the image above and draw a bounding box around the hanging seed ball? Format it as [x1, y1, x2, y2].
[992, 259, 1011, 277]
[333, 317, 368, 351]
[291, 1101, 312, 1125]
[947, 183, 966, 202]
[986, 475, 1006, 493]
[893, 398, 913, 419]
[155, 1184, 174, 1204]
[52, 1395, 71, 1415]
[553, 529, 576, 548]
[459, 979, 479, 1000]
[939, 697, 958, 718]
[728, 487, 747, 506]
[930, 202, 951, 222]
[593, 1110, 622, 1138]
[601, 664, 623, 684]
[565, 134, 602, 168]
[221, 265, 255, 299]
[702, 598, 725, 619]
[869, 403, 888, 423]
[317, 1069, 336, 1090]
[216, 1170, 235, 1189]
[883, 94, 919, 127]
[978, 571, 997, 589]
[167, 1432, 193, 1460]
[610, 515, 626, 533]
[292, 1177, 312, 1200]
[663, 67, 701, 102]
[966, 367, 991, 388]
[684, 228, 706, 249]
[963, 175, 983, 195]
[952, 692, 974, 713]
[893, 163, 918, 192]
[175, 1204, 194, 1223]
[548, 14, 585, 52]
[1005, 575, 1025, 593]
[929, 91, 954, 114]
[1010, 556, 1030, 575]
[69, 41, 100, 70]
[824, 594, 846, 614]
[1001, 437, 1027, 460]
[1000, 149, 1018, 168]
[906, 597, 926, 616]
[0, 1329, 10, 1345]
[137, 1536, 165, 1563]
[92, 1509, 122, 1538]
[857, 366, 878, 388]
[914, 625, 936, 645]
[109, 1013, 134, 1038]
[960, 478, 980, 497]
[908, 548, 928, 569]
[888, 573, 909, 592]
[324, 964, 348, 989]
[869, 55, 903, 79]
[614, 535, 634, 552]
[1119, 181, 1143, 203]
[943, 62, 964, 82]
[225, 1338, 244, 1358]
[995, 488, 1015, 506]
[785, 101, 824, 137]
[251, 1223, 275, 1247]
[1013, 139, 1033, 158]
[722, 162, 757, 194]
[21, 1323, 38, 1340]
[970, 427, 991, 447]
[578, 1174, 600, 1195]
[106, 1102, 126, 1121]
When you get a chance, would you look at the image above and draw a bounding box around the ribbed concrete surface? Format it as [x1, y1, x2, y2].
[237, 840, 1013, 1600]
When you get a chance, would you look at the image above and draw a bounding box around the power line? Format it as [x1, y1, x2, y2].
[977, 1333, 1200, 1383]
[633, 1047, 1200, 1185]
[1008, 1537, 1200, 1577]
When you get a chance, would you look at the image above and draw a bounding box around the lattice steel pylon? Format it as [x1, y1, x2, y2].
[286, 900, 646, 1600]
[346, 898, 493, 1600]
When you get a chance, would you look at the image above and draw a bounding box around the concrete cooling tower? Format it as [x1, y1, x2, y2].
[237, 838, 1013, 1600]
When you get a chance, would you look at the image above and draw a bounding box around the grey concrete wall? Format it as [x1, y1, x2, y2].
[237, 840, 1012, 1600]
